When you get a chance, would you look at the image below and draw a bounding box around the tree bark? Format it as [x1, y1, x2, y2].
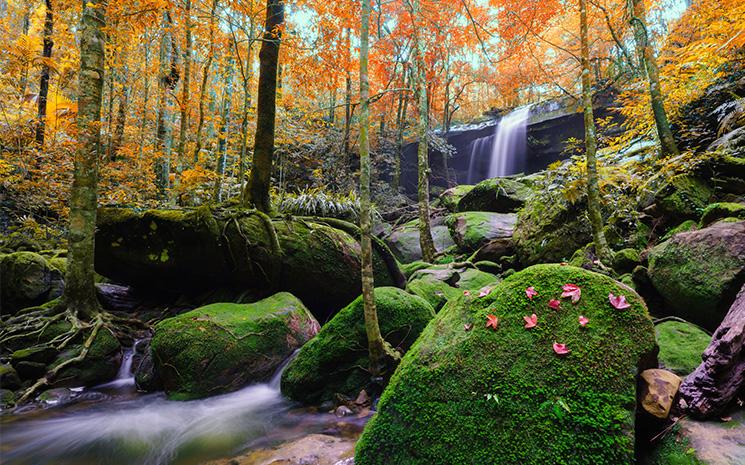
[155, 12, 179, 202]
[241, 0, 283, 212]
[359, 0, 387, 377]
[175, 0, 193, 179]
[193, 0, 219, 164]
[214, 59, 235, 201]
[109, 73, 128, 160]
[342, 28, 353, 165]
[65, 0, 106, 319]
[580, 0, 612, 263]
[413, 0, 436, 263]
[35, 0, 53, 147]
[629, 0, 679, 156]
[393, 65, 410, 193]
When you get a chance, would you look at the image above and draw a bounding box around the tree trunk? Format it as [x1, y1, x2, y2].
[137, 37, 151, 158]
[109, 73, 128, 160]
[241, 0, 283, 212]
[175, 0, 193, 180]
[65, 0, 106, 319]
[155, 12, 179, 202]
[214, 59, 235, 202]
[413, 0, 436, 263]
[393, 66, 410, 193]
[238, 39, 254, 190]
[342, 28, 352, 164]
[359, 0, 386, 378]
[580, 0, 611, 263]
[193, 0, 219, 164]
[630, 0, 679, 156]
[35, 0, 53, 147]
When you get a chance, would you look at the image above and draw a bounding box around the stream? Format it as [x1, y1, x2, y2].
[1, 347, 364, 465]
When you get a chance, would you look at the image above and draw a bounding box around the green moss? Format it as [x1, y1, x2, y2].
[355, 264, 656, 465]
[661, 220, 698, 242]
[699, 202, 745, 227]
[655, 321, 710, 376]
[649, 427, 706, 465]
[438, 185, 475, 212]
[152, 292, 318, 399]
[656, 175, 712, 221]
[406, 275, 460, 311]
[51, 328, 121, 386]
[281, 287, 435, 404]
[0, 251, 62, 315]
[613, 248, 642, 274]
[457, 178, 532, 213]
[400, 260, 431, 279]
[445, 211, 516, 253]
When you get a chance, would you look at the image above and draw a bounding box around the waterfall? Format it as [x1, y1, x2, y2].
[487, 105, 531, 179]
[466, 136, 492, 184]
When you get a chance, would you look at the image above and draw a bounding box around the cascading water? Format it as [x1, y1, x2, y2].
[0, 351, 345, 465]
[94, 338, 143, 390]
[487, 105, 531, 178]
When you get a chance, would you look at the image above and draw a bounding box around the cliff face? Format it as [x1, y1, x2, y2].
[400, 90, 622, 194]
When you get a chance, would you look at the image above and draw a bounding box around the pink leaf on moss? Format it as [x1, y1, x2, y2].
[548, 299, 561, 310]
[523, 314, 538, 329]
[525, 286, 538, 300]
[609, 293, 631, 310]
[479, 286, 492, 298]
[463, 290, 471, 296]
[486, 314, 499, 330]
[561, 284, 582, 303]
[578, 315, 589, 327]
[553, 342, 570, 355]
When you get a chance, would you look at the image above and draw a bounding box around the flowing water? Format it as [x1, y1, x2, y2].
[466, 105, 532, 183]
[1, 351, 356, 465]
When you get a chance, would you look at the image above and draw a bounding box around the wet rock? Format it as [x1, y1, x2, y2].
[152, 292, 319, 400]
[0, 251, 64, 315]
[639, 369, 682, 419]
[134, 343, 161, 392]
[356, 264, 657, 465]
[456, 177, 532, 213]
[281, 288, 434, 405]
[648, 220, 745, 330]
[334, 405, 353, 417]
[446, 211, 517, 253]
[678, 284, 745, 419]
[96, 283, 142, 312]
[37, 387, 73, 406]
[205, 434, 357, 465]
[385, 217, 455, 263]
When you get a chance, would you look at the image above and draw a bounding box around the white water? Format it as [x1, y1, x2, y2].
[1, 352, 334, 465]
[466, 137, 492, 184]
[487, 105, 531, 178]
[93, 339, 142, 390]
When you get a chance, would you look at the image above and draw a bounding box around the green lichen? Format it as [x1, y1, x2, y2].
[355, 264, 656, 465]
[655, 321, 710, 376]
[699, 202, 745, 227]
[152, 292, 318, 400]
[281, 287, 435, 404]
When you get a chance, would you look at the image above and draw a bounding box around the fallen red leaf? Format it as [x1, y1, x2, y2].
[553, 342, 570, 355]
[609, 293, 631, 310]
[523, 313, 538, 329]
[478, 286, 492, 298]
[561, 284, 581, 303]
[463, 290, 471, 296]
[486, 314, 499, 330]
[548, 299, 561, 310]
[525, 286, 538, 300]
[464, 323, 473, 331]
[578, 315, 589, 327]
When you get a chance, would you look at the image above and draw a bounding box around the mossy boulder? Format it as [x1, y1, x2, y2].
[655, 321, 711, 376]
[405, 265, 497, 311]
[613, 248, 642, 274]
[95, 208, 402, 320]
[457, 177, 532, 213]
[0, 252, 64, 315]
[281, 287, 435, 405]
[655, 175, 713, 222]
[648, 220, 745, 330]
[385, 217, 455, 263]
[662, 220, 698, 242]
[151, 292, 319, 400]
[406, 273, 460, 311]
[700, 202, 745, 227]
[513, 198, 593, 265]
[437, 185, 475, 212]
[446, 211, 516, 253]
[50, 327, 122, 387]
[355, 264, 657, 465]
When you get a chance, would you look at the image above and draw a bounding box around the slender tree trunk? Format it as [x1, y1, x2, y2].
[238, 41, 254, 190]
[328, 86, 336, 123]
[412, 0, 436, 262]
[137, 37, 151, 157]
[65, 0, 106, 319]
[242, 0, 283, 212]
[35, 0, 53, 147]
[155, 12, 179, 202]
[109, 76, 128, 160]
[193, 0, 219, 164]
[393, 66, 410, 193]
[214, 60, 235, 202]
[359, 0, 386, 378]
[175, 0, 193, 183]
[629, 0, 679, 156]
[580, 0, 611, 262]
[342, 28, 352, 163]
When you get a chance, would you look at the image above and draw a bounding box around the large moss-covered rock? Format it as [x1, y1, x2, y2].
[437, 185, 475, 212]
[513, 197, 593, 266]
[385, 217, 455, 263]
[446, 211, 516, 253]
[355, 264, 656, 465]
[457, 178, 532, 213]
[655, 321, 711, 376]
[648, 220, 745, 330]
[655, 175, 713, 222]
[699, 202, 745, 227]
[405, 265, 498, 311]
[151, 292, 319, 400]
[95, 208, 402, 319]
[281, 288, 435, 405]
[0, 252, 64, 315]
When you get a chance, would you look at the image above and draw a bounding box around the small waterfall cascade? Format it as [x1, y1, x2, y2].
[487, 105, 531, 178]
[466, 137, 492, 184]
[94, 338, 144, 390]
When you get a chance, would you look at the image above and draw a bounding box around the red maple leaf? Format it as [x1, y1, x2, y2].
[553, 342, 570, 355]
[561, 284, 581, 303]
[463, 290, 471, 296]
[578, 315, 589, 327]
[525, 286, 538, 300]
[548, 299, 561, 310]
[523, 313, 538, 329]
[478, 286, 492, 298]
[486, 314, 499, 330]
[609, 293, 631, 310]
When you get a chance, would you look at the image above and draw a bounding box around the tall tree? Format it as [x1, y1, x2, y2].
[65, 0, 107, 319]
[359, 0, 387, 378]
[629, 0, 679, 156]
[176, 0, 193, 175]
[580, 0, 611, 262]
[155, 11, 179, 202]
[193, 0, 219, 163]
[242, 0, 284, 212]
[412, 0, 437, 263]
[34, 0, 53, 147]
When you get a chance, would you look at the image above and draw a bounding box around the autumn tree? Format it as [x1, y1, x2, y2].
[34, 0, 53, 146]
